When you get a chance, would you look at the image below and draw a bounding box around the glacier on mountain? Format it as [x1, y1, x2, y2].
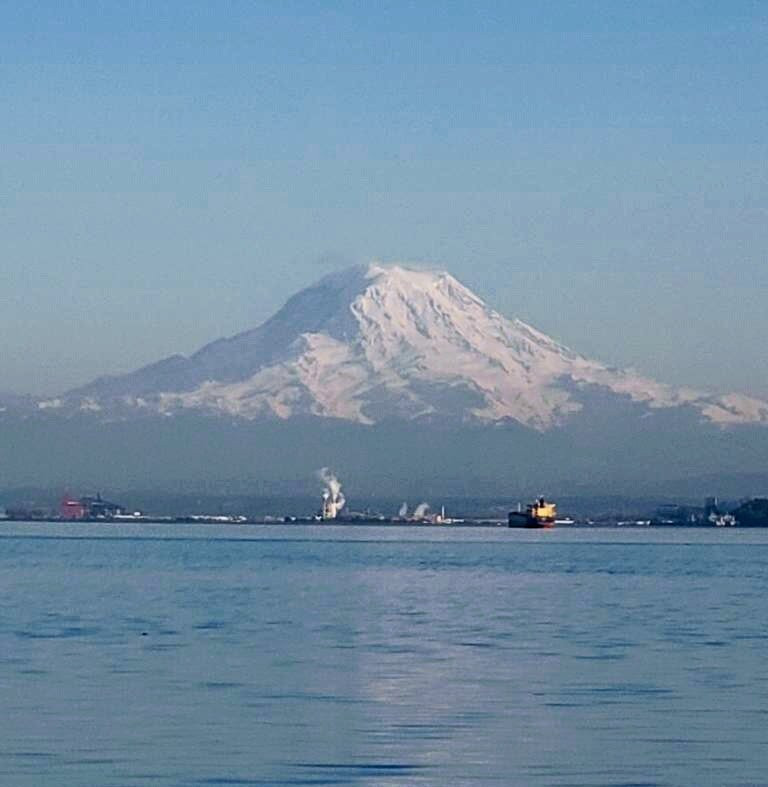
[65, 263, 768, 430]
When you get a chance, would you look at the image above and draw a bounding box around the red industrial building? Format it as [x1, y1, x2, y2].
[59, 494, 123, 520]
[59, 496, 87, 520]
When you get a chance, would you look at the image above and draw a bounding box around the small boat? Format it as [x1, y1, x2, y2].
[509, 497, 557, 528]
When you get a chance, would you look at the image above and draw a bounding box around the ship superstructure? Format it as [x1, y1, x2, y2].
[509, 497, 557, 528]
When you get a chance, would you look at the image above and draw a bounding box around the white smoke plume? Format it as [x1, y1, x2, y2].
[398, 502, 408, 518]
[413, 502, 430, 519]
[318, 467, 346, 513]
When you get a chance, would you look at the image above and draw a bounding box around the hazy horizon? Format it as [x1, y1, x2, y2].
[3, 3, 768, 398]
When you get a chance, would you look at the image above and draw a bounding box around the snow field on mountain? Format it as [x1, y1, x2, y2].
[61, 263, 768, 430]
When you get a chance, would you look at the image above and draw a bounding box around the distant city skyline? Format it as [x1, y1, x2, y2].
[3, 2, 767, 397]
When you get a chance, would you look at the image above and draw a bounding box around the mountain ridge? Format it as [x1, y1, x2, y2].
[35, 262, 768, 430]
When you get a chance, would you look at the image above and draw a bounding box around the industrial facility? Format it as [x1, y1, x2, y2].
[59, 493, 125, 521]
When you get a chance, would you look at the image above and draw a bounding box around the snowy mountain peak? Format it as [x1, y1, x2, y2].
[63, 263, 768, 430]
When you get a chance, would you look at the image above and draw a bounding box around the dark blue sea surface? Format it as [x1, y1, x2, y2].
[2, 523, 768, 786]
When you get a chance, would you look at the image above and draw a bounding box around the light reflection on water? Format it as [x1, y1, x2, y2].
[1, 523, 768, 786]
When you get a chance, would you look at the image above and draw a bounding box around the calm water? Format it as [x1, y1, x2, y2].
[2, 523, 768, 786]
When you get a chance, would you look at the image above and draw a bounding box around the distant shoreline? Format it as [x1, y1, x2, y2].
[1, 516, 764, 528]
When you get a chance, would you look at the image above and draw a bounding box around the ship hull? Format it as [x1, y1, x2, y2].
[508, 514, 555, 529]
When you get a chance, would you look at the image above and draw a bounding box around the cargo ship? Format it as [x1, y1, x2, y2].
[508, 497, 557, 528]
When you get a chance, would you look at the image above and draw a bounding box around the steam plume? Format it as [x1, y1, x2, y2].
[318, 467, 346, 513]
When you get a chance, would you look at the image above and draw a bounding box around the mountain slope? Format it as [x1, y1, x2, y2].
[60, 263, 768, 430]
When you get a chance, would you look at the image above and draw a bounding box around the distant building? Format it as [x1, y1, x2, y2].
[60, 497, 87, 520]
[82, 494, 124, 518]
[6, 505, 52, 520]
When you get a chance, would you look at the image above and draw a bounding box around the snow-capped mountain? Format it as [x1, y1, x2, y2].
[59, 263, 768, 430]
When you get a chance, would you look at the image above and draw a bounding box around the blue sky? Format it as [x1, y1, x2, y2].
[2, 1, 767, 396]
